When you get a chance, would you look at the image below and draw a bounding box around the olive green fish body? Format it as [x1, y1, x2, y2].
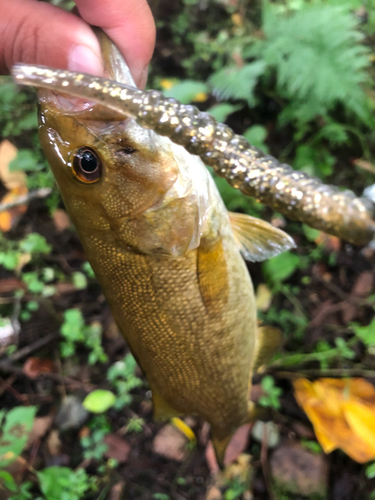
[36, 34, 260, 447]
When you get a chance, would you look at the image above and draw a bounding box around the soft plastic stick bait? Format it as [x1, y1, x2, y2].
[12, 64, 375, 245]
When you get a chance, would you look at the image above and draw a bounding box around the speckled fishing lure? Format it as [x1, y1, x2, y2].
[12, 64, 375, 245]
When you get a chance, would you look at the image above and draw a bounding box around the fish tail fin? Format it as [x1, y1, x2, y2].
[211, 433, 232, 469]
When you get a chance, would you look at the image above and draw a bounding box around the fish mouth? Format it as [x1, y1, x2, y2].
[38, 28, 136, 118]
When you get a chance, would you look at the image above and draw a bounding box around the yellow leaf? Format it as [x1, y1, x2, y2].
[0, 140, 27, 190]
[0, 185, 28, 232]
[293, 378, 375, 463]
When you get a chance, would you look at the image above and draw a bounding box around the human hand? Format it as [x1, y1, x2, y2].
[0, 0, 156, 88]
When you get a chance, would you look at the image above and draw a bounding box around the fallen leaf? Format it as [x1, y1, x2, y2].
[351, 271, 374, 298]
[224, 424, 252, 464]
[293, 378, 375, 463]
[26, 415, 54, 449]
[205, 485, 222, 500]
[314, 232, 341, 252]
[53, 209, 70, 232]
[104, 434, 130, 463]
[0, 141, 28, 232]
[23, 358, 55, 378]
[107, 481, 126, 500]
[152, 423, 189, 462]
[46, 430, 62, 456]
[0, 186, 28, 232]
[0, 141, 26, 190]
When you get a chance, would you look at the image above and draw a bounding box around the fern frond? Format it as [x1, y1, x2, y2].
[253, 5, 372, 125]
[209, 61, 266, 107]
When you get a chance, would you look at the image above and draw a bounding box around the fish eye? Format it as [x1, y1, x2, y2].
[73, 147, 101, 183]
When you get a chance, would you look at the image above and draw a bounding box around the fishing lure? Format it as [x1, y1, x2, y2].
[12, 64, 375, 245]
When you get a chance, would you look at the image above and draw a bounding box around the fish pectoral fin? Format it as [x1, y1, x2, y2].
[151, 385, 181, 422]
[228, 212, 296, 262]
[253, 325, 283, 372]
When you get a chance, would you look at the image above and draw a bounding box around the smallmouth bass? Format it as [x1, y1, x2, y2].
[14, 32, 295, 463]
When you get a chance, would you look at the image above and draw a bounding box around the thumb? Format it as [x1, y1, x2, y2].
[0, 0, 103, 76]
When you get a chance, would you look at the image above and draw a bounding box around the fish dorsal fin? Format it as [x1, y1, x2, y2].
[228, 212, 296, 262]
[253, 326, 283, 372]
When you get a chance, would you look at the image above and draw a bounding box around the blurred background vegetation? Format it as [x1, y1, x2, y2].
[0, 0, 375, 499]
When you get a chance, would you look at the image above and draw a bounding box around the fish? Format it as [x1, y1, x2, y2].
[13, 31, 296, 464]
[13, 65, 375, 247]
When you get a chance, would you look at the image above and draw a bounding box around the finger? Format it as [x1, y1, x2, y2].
[75, 0, 156, 87]
[0, 0, 103, 76]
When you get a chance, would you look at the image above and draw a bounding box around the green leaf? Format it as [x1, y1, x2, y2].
[0, 406, 37, 466]
[10, 149, 41, 172]
[263, 252, 301, 285]
[72, 272, 87, 290]
[60, 309, 85, 342]
[302, 224, 321, 242]
[254, 5, 372, 125]
[209, 61, 266, 107]
[207, 103, 242, 122]
[19, 233, 51, 255]
[37, 467, 90, 500]
[243, 125, 269, 152]
[164, 80, 209, 104]
[352, 319, 375, 347]
[83, 390, 116, 413]
[0, 471, 17, 492]
[366, 462, 375, 479]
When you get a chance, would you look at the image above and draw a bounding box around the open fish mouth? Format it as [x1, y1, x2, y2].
[38, 88, 96, 112]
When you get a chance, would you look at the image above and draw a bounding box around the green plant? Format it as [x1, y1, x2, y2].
[60, 309, 107, 364]
[259, 375, 282, 410]
[351, 319, 375, 353]
[106, 353, 143, 410]
[0, 406, 36, 467]
[224, 478, 247, 500]
[80, 416, 111, 461]
[37, 466, 94, 500]
[153, 494, 171, 500]
[126, 416, 145, 434]
[83, 390, 116, 414]
[0, 233, 51, 272]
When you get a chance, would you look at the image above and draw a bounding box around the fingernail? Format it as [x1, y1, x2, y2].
[137, 65, 149, 89]
[68, 45, 103, 76]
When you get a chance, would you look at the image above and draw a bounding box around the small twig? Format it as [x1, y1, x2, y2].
[0, 361, 94, 390]
[0, 187, 52, 213]
[0, 374, 17, 397]
[274, 368, 375, 379]
[7, 331, 60, 363]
